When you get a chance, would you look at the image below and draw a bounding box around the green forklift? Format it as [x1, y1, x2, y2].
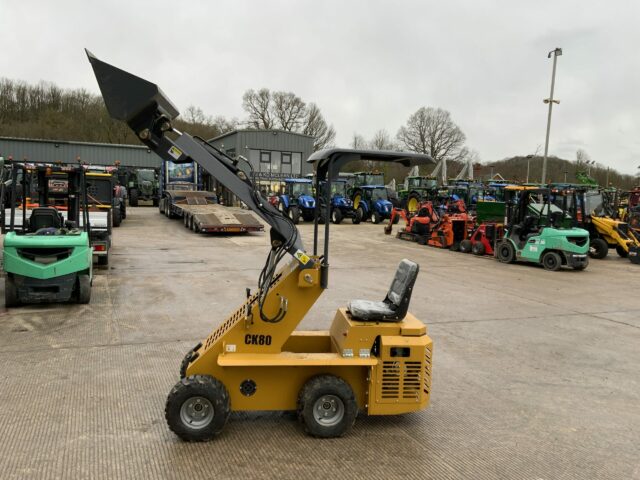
[495, 186, 590, 271]
[2, 162, 93, 306]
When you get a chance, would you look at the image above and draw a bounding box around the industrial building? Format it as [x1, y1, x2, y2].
[0, 136, 157, 168]
[208, 129, 315, 194]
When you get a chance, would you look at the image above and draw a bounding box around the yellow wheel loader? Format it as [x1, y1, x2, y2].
[88, 51, 435, 439]
[579, 189, 640, 263]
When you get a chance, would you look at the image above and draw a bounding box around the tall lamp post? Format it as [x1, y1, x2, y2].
[542, 47, 562, 184]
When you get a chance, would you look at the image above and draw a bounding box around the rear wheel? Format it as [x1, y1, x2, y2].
[5, 276, 19, 307]
[472, 241, 486, 256]
[112, 206, 122, 227]
[331, 208, 343, 224]
[542, 251, 562, 271]
[459, 239, 473, 253]
[165, 375, 230, 442]
[615, 244, 629, 258]
[351, 209, 361, 224]
[496, 240, 516, 263]
[406, 193, 421, 214]
[76, 274, 91, 304]
[589, 238, 609, 259]
[297, 375, 357, 438]
[129, 188, 139, 207]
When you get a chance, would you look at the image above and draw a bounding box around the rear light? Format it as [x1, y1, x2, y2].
[93, 244, 106, 252]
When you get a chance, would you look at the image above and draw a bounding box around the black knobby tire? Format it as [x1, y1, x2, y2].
[459, 239, 473, 253]
[472, 241, 486, 256]
[129, 188, 139, 207]
[372, 211, 382, 224]
[289, 206, 300, 224]
[112, 207, 122, 228]
[76, 274, 91, 304]
[331, 208, 343, 224]
[450, 241, 460, 252]
[357, 206, 367, 223]
[165, 375, 230, 442]
[392, 214, 400, 225]
[159, 199, 165, 214]
[542, 251, 562, 271]
[297, 375, 357, 438]
[406, 192, 422, 214]
[121, 204, 127, 220]
[496, 240, 515, 264]
[352, 209, 361, 224]
[615, 244, 629, 258]
[180, 351, 194, 379]
[589, 238, 609, 259]
[5, 275, 19, 308]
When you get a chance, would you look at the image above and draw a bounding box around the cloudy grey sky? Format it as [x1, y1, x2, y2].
[1, 1, 639, 174]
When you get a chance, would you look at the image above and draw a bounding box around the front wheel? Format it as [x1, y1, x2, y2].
[356, 206, 367, 223]
[297, 375, 357, 438]
[331, 208, 343, 224]
[372, 211, 382, 224]
[589, 238, 609, 259]
[129, 188, 139, 207]
[76, 274, 91, 304]
[542, 251, 562, 271]
[496, 240, 516, 264]
[289, 206, 300, 224]
[165, 375, 230, 442]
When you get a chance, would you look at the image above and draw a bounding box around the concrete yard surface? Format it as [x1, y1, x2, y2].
[0, 207, 638, 479]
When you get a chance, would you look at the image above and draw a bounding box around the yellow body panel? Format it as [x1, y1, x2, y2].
[592, 216, 640, 252]
[186, 257, 433, 415]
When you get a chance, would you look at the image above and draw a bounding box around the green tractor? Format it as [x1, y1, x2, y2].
[2, 162, 92, 306]
[128, 168, 159, 207]
[495, 186, 590, 271]
[397, 175, 438, 213]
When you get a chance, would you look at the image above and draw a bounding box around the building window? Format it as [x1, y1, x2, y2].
[260, 151, 271, 173]
[282, 152, 292, 164]
[292, 152, 302, 174]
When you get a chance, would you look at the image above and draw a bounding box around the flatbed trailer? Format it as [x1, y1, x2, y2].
[160, 190, 264, 234]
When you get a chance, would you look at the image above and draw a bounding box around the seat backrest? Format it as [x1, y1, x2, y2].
[29, 207, 62, 232]
[385, 259, 419, 320]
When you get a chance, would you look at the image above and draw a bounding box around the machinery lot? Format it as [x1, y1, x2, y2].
[0, 207, 638, 480]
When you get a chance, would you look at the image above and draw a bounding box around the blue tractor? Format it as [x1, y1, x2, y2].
[277, 178, 316, 224]
[352, 185, 394, 224]
[325, 179, 359, 224]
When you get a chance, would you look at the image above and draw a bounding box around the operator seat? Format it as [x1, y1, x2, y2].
[28, 207, 63, 232]
[347, 259, 419, 322]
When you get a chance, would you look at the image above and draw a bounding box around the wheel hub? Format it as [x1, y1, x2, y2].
[180, 396, 214, 429]
[313, 395, 344, 426]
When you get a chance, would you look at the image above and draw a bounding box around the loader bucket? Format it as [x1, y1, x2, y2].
[85, 49, 179, 124]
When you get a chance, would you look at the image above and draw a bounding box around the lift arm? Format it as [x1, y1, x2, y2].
[86, 50, 305, 259]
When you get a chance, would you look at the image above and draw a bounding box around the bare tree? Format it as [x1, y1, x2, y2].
[242, 88, 273, 129]
[351, 133, 368, 149]
[396, 107, 466, 164]
[369, 129, 396, 151]
[301, 103, 336, 151]
[272, 91, 306, 131]
[576, 149, 591, 165]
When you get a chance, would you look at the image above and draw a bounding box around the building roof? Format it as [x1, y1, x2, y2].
[209, 128, 314, 142]
[0, 136, 148, 151]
